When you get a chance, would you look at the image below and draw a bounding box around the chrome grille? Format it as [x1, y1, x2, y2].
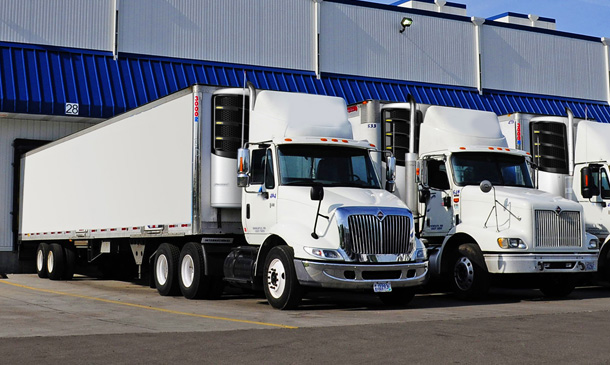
[535, 210, 582, 248]
[346, 214, 411, 255]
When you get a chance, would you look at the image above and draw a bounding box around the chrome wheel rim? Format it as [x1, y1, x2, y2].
[267, 258, 286, 299]
[454, 256, 474, 291]
[156, 254, 169, 286]
[47, 251, 54, 274]
[37, 248, 45, 272]
[180, 254, 195, 288]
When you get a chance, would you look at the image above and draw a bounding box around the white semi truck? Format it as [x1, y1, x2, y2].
[348, 98, 598, 299]
[499, 110, 610, 282]
[18, 84, 428, 309]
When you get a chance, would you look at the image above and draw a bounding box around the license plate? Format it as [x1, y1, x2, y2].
[373, 282, 392, 293]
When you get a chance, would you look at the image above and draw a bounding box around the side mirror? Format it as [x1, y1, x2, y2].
[581, 166, 599, 199]
[385, 180, 396, 193]
[418, 188, 430, 203]
[237, 148, 250, 187]
[386, 156, 396, 192]
[480, 180, 493, 193]
[418, 160, 429, 188]
[310, 184, 324, 201]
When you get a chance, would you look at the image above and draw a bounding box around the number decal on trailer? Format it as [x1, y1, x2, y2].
[367, 124, 377, 128]
[65, 103, 79, 115]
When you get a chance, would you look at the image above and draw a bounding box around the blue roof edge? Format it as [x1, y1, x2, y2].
[390, 0, 467, 9]
[488, 12, 556, 23]
[1, 41, 609, 123]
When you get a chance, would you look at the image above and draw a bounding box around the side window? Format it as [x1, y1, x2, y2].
[264, 149, 275, 189]
[250, 149, 266, 185]
[591, 167, 600, 193]
[427, 159, 450, 190]
[601, 169, 610, 199]
[250, 149, 275, 189]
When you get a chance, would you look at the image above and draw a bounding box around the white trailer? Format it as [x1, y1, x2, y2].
[19, 84, 428, 309]
[499, 110, 610, 282]
[349, 99, 599, 299]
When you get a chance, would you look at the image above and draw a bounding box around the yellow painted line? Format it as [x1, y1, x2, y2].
[0, 280, 297, 329]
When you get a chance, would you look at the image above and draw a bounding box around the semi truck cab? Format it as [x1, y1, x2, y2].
[235, 126, 428, 308]
[348, 99, 599, 299]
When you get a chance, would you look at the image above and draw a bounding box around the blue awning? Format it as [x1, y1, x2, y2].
[1, 41, 609, 123]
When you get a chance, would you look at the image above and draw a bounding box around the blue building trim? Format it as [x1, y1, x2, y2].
[390, 0, 467, 9]
[1, 41, 609, 123]
[487, 12, 556, 24]
[327, 0, 471, 22]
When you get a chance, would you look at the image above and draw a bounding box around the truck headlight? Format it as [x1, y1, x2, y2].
[414, 247, 427, 261]
[497, 237, 527, 249]
[588, 238, 599, 249]
[304, 247, 344, 261]
[411, 238, 427, 262]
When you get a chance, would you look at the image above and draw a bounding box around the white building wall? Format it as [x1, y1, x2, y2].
[117, 0, 315, 71]
[481, 25, 607, 101]
[0, 0, 115, 52]
[320, 2, 477, 88]
[0, 118, 95, 251]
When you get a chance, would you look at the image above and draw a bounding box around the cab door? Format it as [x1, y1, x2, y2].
[421, 157, 454, 237]
[242, 147, 277, 244]
[580, 164, 610, 239]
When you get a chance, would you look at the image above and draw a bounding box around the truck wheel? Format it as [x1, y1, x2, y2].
[179, 242, 224, 299]
[450, 243, 490, 300]
[36, 243, 49, 278]
[47, 243, 65, 281]
[377, 287, 416, 307]
[154, 243, 180, 296]
[263, 246, 302, 310]
[539, 275, 576, 298]
[63, 244, 76, 280]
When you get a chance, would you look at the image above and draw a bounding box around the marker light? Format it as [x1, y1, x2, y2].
[497, 237, 526, 249]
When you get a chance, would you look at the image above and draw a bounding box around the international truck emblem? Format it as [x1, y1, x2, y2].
[376, 211, 385, 220]
[555, 206, 562, 216]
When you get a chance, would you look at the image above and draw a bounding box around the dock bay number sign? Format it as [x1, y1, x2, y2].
[65, 102, 79, 115]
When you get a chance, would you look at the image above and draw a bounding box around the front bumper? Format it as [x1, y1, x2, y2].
[294, 259, 428, 290]
[484, 253, 598, 274]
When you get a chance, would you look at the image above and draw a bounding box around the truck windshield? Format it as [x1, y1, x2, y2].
[451, 152, 533, 188]
[277, 144, 381, 188]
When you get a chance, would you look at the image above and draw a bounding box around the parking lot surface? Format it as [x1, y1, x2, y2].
[2, 274, 610, 364]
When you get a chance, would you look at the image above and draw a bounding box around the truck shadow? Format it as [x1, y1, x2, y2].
[71, 267, 610, 311]
[249, 285, 610, 311]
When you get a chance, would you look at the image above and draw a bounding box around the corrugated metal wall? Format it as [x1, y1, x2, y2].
[0, 0, 608, 105]
[0, 118, 96, 251]
[118, 0, 314, 72]
[481, 25, 607, 101]
[320, 1, 477, 88]
[0, 0, 115, 52]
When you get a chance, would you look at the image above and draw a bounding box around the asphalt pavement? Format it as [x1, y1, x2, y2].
[1, 274, 610, 364]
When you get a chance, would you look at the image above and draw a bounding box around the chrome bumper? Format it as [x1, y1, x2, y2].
[294, 259, 428, 290]
[484, 253, 598, 274]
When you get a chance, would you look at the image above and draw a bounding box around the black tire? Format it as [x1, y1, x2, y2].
[36, 243, 49, 278]
[539, 274, 576, 298]
[47, 243, 65, 281]
[377, 287, 416, 307]
[63, 243, 76, 280]
[154, 243, 181, 296]
[179, 242, 224, 299]
[450, 243, 490, 300]
[263, 246, 302, 310]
